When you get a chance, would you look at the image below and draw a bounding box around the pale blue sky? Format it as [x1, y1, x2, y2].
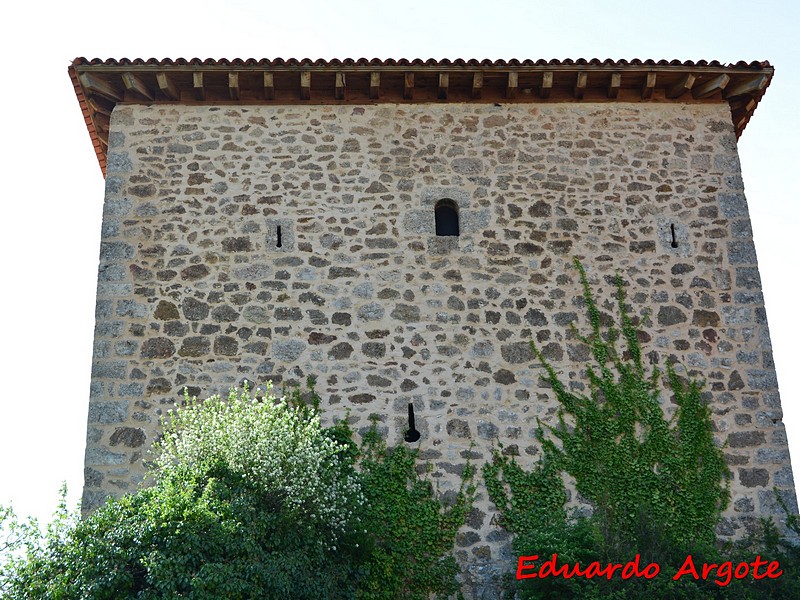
[1, 0, 797, 525]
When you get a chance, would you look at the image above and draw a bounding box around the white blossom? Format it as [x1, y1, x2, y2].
[152, 386, 363, 543]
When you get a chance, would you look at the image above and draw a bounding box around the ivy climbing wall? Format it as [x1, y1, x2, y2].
[86, 101, 796, 582]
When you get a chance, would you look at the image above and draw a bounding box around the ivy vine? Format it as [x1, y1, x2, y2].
[483, 259, 732, 596]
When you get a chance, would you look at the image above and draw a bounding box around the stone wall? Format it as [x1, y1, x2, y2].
[86, 101, 796, 592]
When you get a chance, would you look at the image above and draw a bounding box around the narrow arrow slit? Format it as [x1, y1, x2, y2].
[404, 403, 421, 442]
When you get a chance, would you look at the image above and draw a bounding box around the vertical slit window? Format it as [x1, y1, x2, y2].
[276, 225, 283, 248]
[404, 403, 420, 442]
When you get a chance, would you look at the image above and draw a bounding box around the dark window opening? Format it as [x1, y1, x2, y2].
[435, 199, 459, 236]
[670, 223, 678, 248]
[276, 225, 283, 248]
[404, 403, 421, 443]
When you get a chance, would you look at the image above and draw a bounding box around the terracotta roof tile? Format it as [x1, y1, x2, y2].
[71, 56, 771, 69]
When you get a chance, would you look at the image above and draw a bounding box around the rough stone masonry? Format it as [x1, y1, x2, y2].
[84, 97, 796, 592]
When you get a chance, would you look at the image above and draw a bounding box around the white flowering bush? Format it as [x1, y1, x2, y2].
[153, 384, 363, 543]
[1, 385, 473, 599]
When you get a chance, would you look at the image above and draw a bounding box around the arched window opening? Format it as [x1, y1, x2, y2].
[435, 199, 459, 236]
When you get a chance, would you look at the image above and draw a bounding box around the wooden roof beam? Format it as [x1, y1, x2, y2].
[506, 72, 518, 99]
[335, 72, 346, 100]
[193, 72, 205, 100]
[472, 72, 483, 99]
[404, 72, 414, 100]
[369, 72, 380, 99]
[438, 73, 449, 100]
[608, 72, 621, 98]
[723, 74, 768, 99]
[97, 131, 109, 151]
[667, 73, 695, 99]
[94, 112, 110, 132]
[574, 71, 587, 99]
[264, 72, 275, 100]
[156, 72, 179, 100]
[122, 72, 154, 100]
[228, 72, 240, 100]
[87, 95, 114, 117]
[692, 74, 730, 99]
[300, 71, 311, 100]
[80, 73, 123, 102]
[540, 72, 552, 99]
[730, 97, 757, 113]
[641, 72, 656, 100]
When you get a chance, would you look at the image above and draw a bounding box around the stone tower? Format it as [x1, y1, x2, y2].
[70, 57, 796, 591]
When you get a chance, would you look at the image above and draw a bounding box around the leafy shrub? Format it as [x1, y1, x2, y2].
[1, 384, 472, 599]
[154, 384, 363, 546]
[1, 386, 364, 599]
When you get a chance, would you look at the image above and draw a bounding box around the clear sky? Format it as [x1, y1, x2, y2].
[1, 0, 798, 525]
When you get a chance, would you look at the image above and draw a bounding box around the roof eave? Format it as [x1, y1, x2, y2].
[69, 58, 775, 178]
